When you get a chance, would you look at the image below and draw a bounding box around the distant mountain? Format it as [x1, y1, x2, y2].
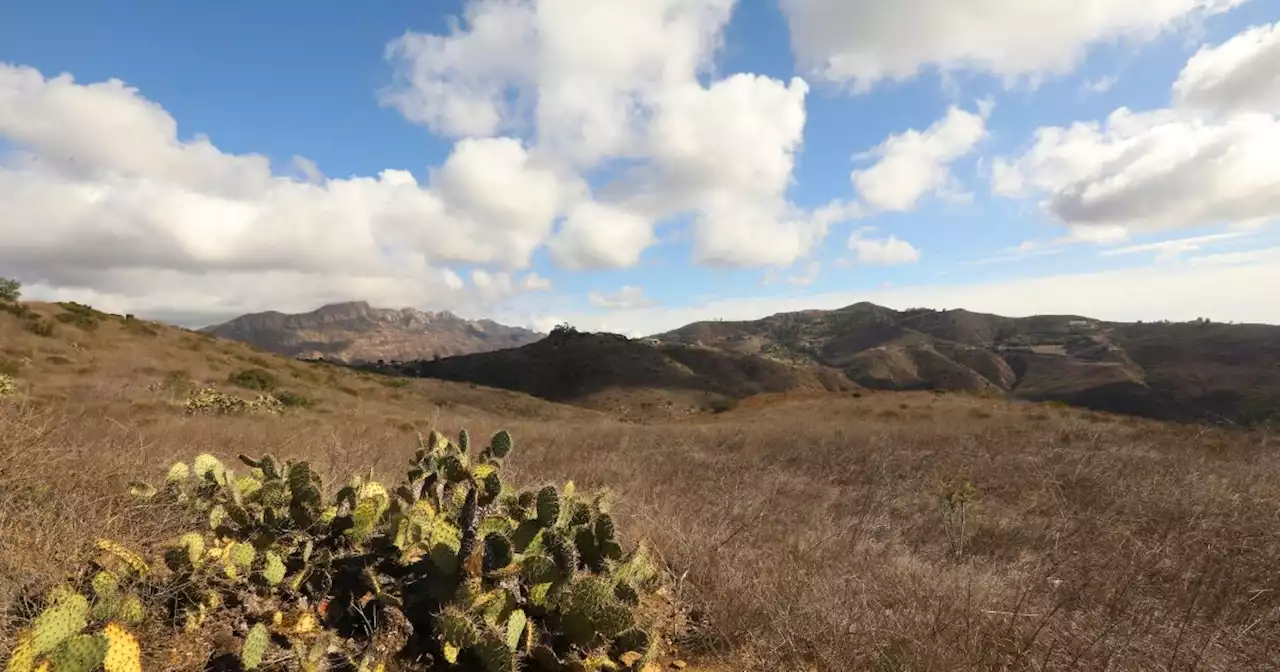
[650, 303, 1280, 425]
[364, 326, 856, 418]
[201, 301, 543, 363]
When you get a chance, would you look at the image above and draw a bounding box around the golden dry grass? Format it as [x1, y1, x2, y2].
[2, 303, 1279, 671]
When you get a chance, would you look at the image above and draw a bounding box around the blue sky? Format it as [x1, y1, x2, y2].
[1, 0, 1278, 334]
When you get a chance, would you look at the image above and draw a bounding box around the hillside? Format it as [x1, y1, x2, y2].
[366, 326, 856, 418]
[652, 303, 1280, 425]
[3, 296, 1280, 670]
[201, 300, 543, 363]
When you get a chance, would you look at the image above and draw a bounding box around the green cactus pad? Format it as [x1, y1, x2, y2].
[240, 622, 269, 670]
[458, 428, 470, 453]
[47, 634, 108, 672]
[488, 430, 513, 459]
[229, 541, 256, 569]
[261, 551, 286, 586]
[535, 486, 560, 527]
[482, 533, 514, 573]
[29, 592, 89, 655]
[504, 609, 527, 652]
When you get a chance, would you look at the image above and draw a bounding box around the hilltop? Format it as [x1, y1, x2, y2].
[201, 300, 543, 363]
[652, 302, 1280, 425]
[366, 325, 856, 418]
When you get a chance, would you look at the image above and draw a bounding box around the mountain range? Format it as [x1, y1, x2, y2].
[201, 301, 543, 363]
[205, 300, 1280, 425]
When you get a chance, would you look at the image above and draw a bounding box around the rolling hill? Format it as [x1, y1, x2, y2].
[652, 303, 1280, 425]
[363, 326, 856, 417]
[201, 300, 543, 363]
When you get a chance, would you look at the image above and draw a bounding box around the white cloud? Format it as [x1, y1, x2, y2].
[994, 107, 1280, 232]
[993, 21, 1280, 236]
[1098, 230, 1254, 258]
[547, 200, 656, 269]
[0, 64, 564, 323]
[383, 0, 831, 269]
[1173, 20, 1280, 114]
[852, 105, 988, 212]
[778, 0, 1245, 91]
[587, 285, 653, 309]
[520, 272, 553, 290]
[1084, 75, 1120, 94]
[847, 227, 922, 265]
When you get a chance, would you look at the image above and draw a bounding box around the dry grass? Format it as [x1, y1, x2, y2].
[2, 303, 1279, 671]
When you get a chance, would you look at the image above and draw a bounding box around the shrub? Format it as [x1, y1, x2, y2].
[708, 395, 739, 414]
[54, 311, 100, 331]
[228, 368, 278, 391]
[0, 277, 19, 302]
[182, 388, 283, 416]
[0, 373, 17, 397]
[1, 429, 677, 671]
[24, 319, 55, 337]
[274, 390, 317, 409]
[121, 315, 159, 336]
[0, 356, 19, 377]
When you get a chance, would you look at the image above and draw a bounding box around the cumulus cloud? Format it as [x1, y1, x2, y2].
[778, 0, 1245, 91]
[587, 285, 653, 309]
[1173, 20, 1280, 114]
[0, 64, 565, 322]
[992, 21, 1280, 235]
[383, 0, 837, 269]
[852, 105, 988, 212]
[846, 227, 922, 265]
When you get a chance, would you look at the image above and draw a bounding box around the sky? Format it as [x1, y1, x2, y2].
[1, 0, 1279, 336]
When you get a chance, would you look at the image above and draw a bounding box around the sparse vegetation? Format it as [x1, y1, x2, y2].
[4, 298, 1280, 671]
[0, 373, 16, 398]
[182, 388, 283, 416]
[228, 368, 278, 392]
[273, 390, 317, 409]
[0, 278, 20, 303]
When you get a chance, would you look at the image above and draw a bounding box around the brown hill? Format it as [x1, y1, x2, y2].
[653, 304, 1280, 425]
[201, 300, 543, 363]
[367, 326, 856, 417]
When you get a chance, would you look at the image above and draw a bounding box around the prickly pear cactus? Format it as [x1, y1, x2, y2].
[3, 427, 681, 672]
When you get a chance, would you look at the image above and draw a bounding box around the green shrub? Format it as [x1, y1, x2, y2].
[54, 311, 99, 331]
[0, 277, 19, 302]
[24, 319, 55, 337]
[228, 368, 278, 391]
[0, 357, 19, 377]
[2, 429, 678, 671]
[273, 390, 317, 409]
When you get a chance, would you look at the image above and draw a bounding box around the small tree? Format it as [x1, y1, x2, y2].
[0, 277, 20, 303]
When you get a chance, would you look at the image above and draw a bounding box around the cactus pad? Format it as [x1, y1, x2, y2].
[240, 623, 269, 670]
[535, 486, 560, 527]
[488, 430, 513, 459]
[101, 623, 140, 672]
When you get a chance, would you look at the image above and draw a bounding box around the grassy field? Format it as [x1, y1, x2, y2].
[2, 302, 1279, 670]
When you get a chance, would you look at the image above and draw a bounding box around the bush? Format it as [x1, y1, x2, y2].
[1, 429, 677, 671]
[274, 390, 317, 409]
[54, 311, 100, 331]
[0, 277, 19, 302]
[0, 373, 16, 397]
[228, 368, 278, 391]
[182, 388, 283, 416]
[0, 356, 19, 377]
[24, 319, 55, 337]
